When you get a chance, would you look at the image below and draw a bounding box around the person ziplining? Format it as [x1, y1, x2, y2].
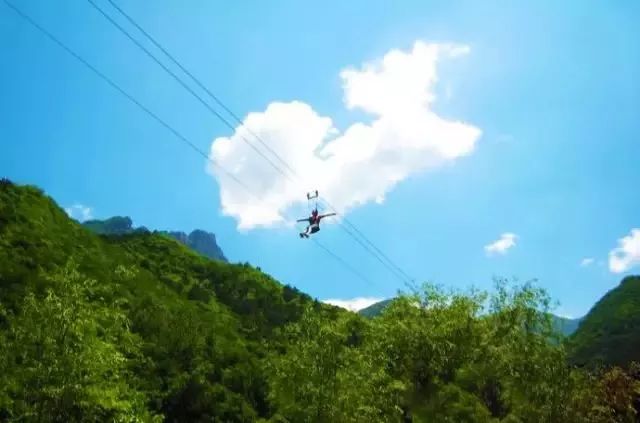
[296, 191, 336, 238]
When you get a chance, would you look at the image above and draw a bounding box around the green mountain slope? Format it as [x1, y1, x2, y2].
[0, 180, 321, 420]
[569, 275, 640, 367]
[1, 179, 638, 421]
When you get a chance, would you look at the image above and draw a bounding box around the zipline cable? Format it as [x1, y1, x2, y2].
[91, 0, 417, 289]
[86, 0, 299, 188]
[2, 0, 376, 288]
[101, 0, 416, 288]
[104, 0, 301, 182]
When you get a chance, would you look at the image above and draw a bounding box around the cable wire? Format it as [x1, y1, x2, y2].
[2, 0, 378, 288]
[94, 0, 417, 289]
[86, 0, 299, 188]
[104, 0, 301, 181]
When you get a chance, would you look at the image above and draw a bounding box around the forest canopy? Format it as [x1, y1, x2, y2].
[0, 180, 639, 422]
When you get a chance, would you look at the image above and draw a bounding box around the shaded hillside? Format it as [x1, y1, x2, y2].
[361, 298, 583, 337]
[569, 275, 640, 367]
[82, 216, 227, 262]
[0, 180, 320, 420]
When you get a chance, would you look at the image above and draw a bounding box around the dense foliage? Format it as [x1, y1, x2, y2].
[271, 281, 640, 422]
[1, 180, 639, 422]
[0, 181, 314, 421]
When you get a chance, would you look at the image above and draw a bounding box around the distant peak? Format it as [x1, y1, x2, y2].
[182, 230, 226, 262]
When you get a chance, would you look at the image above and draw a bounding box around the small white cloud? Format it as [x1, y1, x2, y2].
[208, 41, 481, 230]
[580, 257, 595, 267]
[323, 297, 385, 312]
[484, 233, 517, 256]
[65, 204, 93, 222]
[609, 228, 640, 273]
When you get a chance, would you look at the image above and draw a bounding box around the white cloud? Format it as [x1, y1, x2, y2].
[323, 297, 385, 312]
[609, 229, 640, 273]
[65, 204, 93, 222]
[208, 41, 482, 229]
[484, 233, 517, 256]
[580, 257, 595, 267]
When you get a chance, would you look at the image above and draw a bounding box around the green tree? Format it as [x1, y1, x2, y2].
[268, 307, 404, 422]
[0, 261, 153, 422]
[368, 284, 490, 421]
[366, 280, 611, 422]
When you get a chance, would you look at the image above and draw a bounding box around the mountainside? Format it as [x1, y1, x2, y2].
[2, 179, 638, 421]
[0, 180, 323, 420]
[82, 216, 227, 262]
[360, 298, 584, 336]
[569, 275, 640, 367]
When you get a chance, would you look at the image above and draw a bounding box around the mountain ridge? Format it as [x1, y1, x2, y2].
[81, 216, 227, 262]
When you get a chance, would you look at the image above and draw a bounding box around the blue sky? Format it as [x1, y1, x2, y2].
[1, 0, 639, 317]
